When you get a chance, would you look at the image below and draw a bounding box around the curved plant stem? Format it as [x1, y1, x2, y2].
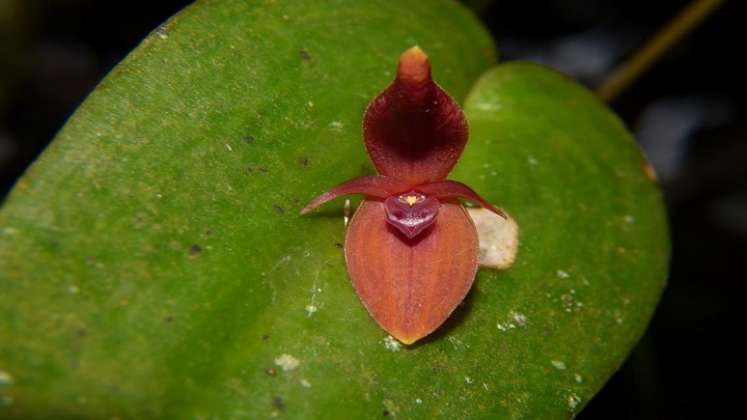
[596, 0, 726, 103]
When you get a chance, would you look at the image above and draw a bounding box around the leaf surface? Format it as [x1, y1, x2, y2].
[0, 1, 668, 418]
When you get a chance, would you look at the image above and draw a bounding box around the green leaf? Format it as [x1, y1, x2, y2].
[453, 62, 670, 417]
[0, 1, 668, 419]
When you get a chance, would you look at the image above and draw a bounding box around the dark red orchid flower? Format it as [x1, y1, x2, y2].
[301, 47, 505, 344]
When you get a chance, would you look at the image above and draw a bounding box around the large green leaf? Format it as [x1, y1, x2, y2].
[0, 0, 668, 418]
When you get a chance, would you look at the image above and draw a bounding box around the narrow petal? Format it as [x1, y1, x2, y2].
[363, 47, 468, 185]
[417, 180, 507, 219]
[344, 200, 479, 344]
[300, 176, 410, 214]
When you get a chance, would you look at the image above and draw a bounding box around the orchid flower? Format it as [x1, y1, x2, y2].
[301, 47, 505, 344]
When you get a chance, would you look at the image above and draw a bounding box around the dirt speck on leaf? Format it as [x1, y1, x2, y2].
[188, 244, 202, 256]
[272, 395, 285, 410]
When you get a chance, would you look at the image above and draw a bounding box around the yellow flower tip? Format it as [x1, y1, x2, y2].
[398, 337, 418, 346]
[397, 46, 430, 84]
[391, 331, 423, 346]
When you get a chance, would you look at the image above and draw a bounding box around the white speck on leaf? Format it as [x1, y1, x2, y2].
[270, 255, 292, 272]
[464, 376, 474, 384]
[305, 269, 321, 317]
[568, 394, 581, 410]
[0, 370, 14, 385]
[474, 101, 502, 111]
[300, 379, 311, 388]
[561, 292, 584, 313]
[551, 360, 567, 370]
[496, 321, 515, 331]
[512, 311, 528, 326]
[528, 156, 538, 165]
[556, 270, 570, 279]
[415, 398, 423, 404]
[383, 335, 401, 352]
[446, 336, 470, 349]
[574, 373, 584, 383]
[274, 354, 300, 371]
[614, 310, 625, 325]
[329, 121, 344, 130]
[497, 310, 527, 332]
[225, 144, 233, 152]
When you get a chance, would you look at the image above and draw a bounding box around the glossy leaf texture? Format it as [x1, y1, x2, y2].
[0, 1, 668, 419]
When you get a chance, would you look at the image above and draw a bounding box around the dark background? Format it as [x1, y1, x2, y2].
[1, 1, 744, 418]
